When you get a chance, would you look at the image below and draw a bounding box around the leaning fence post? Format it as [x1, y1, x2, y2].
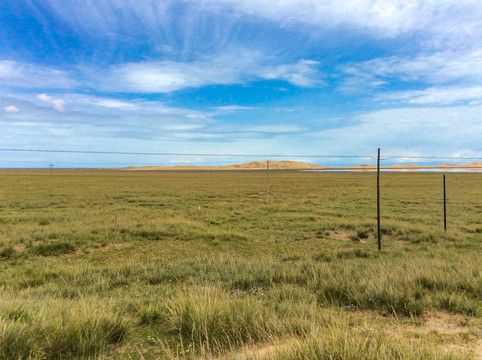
[377, 148, 381, 251]
[443, 174, 447, 232]
[265, 160, 269, 204]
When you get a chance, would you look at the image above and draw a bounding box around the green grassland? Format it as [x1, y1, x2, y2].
[0, 170, 481, 359]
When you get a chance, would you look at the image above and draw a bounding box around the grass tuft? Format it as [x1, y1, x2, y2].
[0, 246, 15, 259]
[32, 241, 77, 256]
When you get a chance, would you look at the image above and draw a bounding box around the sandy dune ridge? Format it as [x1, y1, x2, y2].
[121, 161, 482, 171]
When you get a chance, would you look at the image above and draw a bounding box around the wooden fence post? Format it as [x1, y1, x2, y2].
[265, 160, 269, 204]
[377, 148, 381, 251]
[443, 174, 447, 232]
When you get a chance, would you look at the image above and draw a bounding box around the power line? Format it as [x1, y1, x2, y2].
[0, 160, 246, 166]
[382, 156, 482, 160]
[1, 148, 481, 160]
[0, 148, 375, 158]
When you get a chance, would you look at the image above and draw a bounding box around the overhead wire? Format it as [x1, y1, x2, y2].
[1, 148, 481, 160]
[0, 148, 376, 158]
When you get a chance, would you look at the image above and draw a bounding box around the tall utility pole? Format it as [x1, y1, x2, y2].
[265, 160, 269, 204]
[377, 148, 381, 251]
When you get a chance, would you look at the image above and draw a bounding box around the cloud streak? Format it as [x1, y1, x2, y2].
[1, 52, 321, 94]
[213, 0, 482, 49]
[103, 54, 321, 93]
[39, 0, 482, 50]
[312, 106, 482, 158]
[244, 124, 306, 133]
[4, 105, 19, 113]
[37, 93, 66, 111]
[343, 50, 482, 85]
[213, 105, 258, 111]
[376, 86, 482, 106]
[0, 60, 74, 89]
[338, 50, 482, 99]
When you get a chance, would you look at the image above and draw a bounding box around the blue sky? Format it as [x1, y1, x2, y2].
[1, 0, 481, 167]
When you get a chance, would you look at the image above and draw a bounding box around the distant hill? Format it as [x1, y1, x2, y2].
[123, 160, 326, 171]
[121, 161, 482, 171]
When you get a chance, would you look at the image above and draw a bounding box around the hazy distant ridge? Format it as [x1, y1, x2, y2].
[122, 161, 482, 171]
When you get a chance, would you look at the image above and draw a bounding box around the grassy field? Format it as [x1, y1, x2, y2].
[0, 170, 481, 359]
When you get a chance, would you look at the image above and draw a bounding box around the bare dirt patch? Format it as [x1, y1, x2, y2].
[329, 230, 353, 241]
[202, 338, 299, 360]
[87, 242, 132, 253]
[406, 312, 480, 359]
[475, 338, 482, 360]
[417, 312, 469, 335]
[351, 311, 478, 359]
[14, 243, 27, 252]
[10, 240, 43, 253]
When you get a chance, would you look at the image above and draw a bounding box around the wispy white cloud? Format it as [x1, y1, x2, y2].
[90, 98, 135, 110]
[2, 92, 212, 135]
[376, 86, 482, 105]
[3, 105, 19, 113]
[0, 90, 307, 156]
[213, 105, 258, 111]
[64, 94, 210, 120]
[0, 60, 74, 89]
[37, 93, 66, 112]
[41, 0, 482, 51]
[342, 50, 482, 87]
[101, 53, 321, 93]
[337, 50, 482, 99]
[253, 60, 321, 87]
[337, 75, 387, 94]
[41, 94, 136, 111]
[1, 52, 321, 94]
[6, 1, 477, 98]
[43, 0, 174, 39]
[209, 0, 482, 52]
[311, 106, 482, 159]
[245, 124, 306, 133]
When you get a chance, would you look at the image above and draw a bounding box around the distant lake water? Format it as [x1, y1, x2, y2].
[302, 169, 478, 172]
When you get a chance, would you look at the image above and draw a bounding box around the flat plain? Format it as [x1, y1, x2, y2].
[0, 170, 481, 359]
